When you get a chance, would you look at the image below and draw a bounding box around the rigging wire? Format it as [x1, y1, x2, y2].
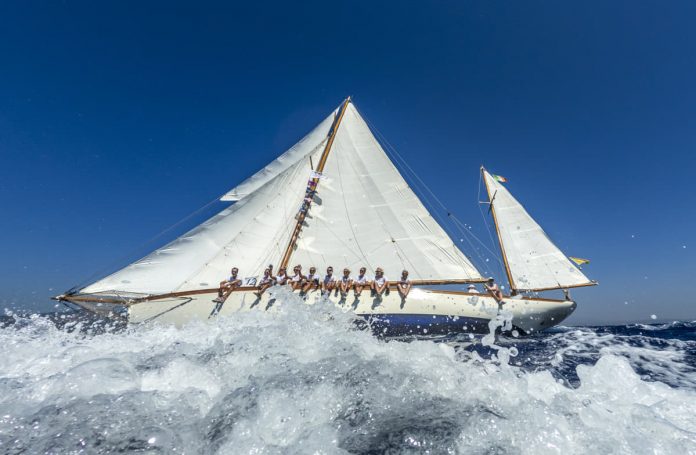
[374, 130, 495, 275]
[358, 108, 504, 279]
[68, 191, 230, 293]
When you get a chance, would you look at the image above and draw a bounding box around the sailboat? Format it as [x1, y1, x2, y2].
[54, 98, 596, 335]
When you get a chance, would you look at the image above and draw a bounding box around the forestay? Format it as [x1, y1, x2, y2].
[483, 170, 592, 291]
[288, 104, 484, 281]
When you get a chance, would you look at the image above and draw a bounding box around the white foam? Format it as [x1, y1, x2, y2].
[1, 301, 695, 453]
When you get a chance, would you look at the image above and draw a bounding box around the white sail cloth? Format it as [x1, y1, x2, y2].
[483, 170, 592, 291]
[81, 129, 328, 296]
[289, 104, 483, 281]
[80, 101, 483, 297]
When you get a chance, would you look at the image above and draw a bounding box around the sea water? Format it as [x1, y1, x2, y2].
[1, 291, 695, 454]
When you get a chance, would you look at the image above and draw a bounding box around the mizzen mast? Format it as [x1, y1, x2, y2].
[481, 166, 517, 294]
[277, 96, 352, 270]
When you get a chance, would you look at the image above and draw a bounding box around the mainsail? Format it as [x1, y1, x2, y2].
[289, 103, 482, 281]
[79, 99, 483, 297]
[482, 169, 594, 292]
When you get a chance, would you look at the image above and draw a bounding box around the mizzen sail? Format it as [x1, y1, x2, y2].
[482, 169, 594, 291]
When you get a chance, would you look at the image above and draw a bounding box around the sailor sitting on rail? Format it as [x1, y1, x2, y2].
[274, 267, 289, 286]
[396, 270, 412, 302]
[254, 268, 274, 297]
[353, 267, 369, 297]
[371, 267, 389, 300]
[301, 266, 320, 294]
[484, 277, 503, 302]
[215, 266, 242, 302]
[290, 265, 306, 290]
[321, 266, 337, 296]
[338, 268, 353, 298]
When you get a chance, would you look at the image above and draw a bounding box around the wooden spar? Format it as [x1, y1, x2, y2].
[56, 283, 573, 310]
[409, 278, 488, 285]
[522, 281, 598, 293]
[54, 278, 490, 307]
[481, 166, 517, 293]
[277, 96, 351, 270]
[432, 288, 568, 303]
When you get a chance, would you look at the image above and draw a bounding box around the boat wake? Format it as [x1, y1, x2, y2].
[1, 297, 695, 453]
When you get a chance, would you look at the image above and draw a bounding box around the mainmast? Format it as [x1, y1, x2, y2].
[481, 166, 517, 294]
[277, 96, 352, 270]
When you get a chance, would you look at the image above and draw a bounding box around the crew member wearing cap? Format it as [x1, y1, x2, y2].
[371, 267, 389, 300]
[467, 284, 479, 294]
[215, 266, 242, 303]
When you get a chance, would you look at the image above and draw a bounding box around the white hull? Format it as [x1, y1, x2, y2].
[123, 287, 576, 335]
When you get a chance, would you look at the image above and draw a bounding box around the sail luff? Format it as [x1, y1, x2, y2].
[277, 97, 352, 270]
[481, 166, 517, 292]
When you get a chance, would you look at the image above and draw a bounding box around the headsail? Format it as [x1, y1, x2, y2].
[80, 115, 334, 296]
[482, 169, 594, 292]
[287, 103, 484, 282]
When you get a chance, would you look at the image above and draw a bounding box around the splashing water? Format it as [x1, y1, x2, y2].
[1, 296, 695, 454]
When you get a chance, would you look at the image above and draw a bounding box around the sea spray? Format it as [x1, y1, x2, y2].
[1, 301, 695, 453]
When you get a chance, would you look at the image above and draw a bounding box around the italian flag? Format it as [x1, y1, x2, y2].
[492, 174, 507, 183]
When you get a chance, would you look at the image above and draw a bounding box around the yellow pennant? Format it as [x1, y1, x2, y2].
[569, 257, 590, 266]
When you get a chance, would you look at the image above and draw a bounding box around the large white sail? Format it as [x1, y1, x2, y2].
[288, 104, 483, 282]
[483, 170, 593, 291]
[79, 100, 483, 297]
[80, 125, 330, 296]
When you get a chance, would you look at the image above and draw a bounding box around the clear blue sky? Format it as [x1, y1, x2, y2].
[1, 1, 694, 324]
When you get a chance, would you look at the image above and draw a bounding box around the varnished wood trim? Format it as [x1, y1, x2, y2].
[481, 167, 516, 291]
[522, 281, 598, 292]
[53, 278, 489, 307]
[430, 288, 570, 303]
[278, 97, 352, 270]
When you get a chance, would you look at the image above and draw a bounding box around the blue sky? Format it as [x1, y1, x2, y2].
[1, 1, 694, 324]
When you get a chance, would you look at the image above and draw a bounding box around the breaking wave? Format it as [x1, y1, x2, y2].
[1, 293, 695, 453]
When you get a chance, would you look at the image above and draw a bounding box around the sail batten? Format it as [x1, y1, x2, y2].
[482, 169, 593, 291]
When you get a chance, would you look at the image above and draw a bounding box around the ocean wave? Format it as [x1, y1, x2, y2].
[1, 297, 695, 453]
